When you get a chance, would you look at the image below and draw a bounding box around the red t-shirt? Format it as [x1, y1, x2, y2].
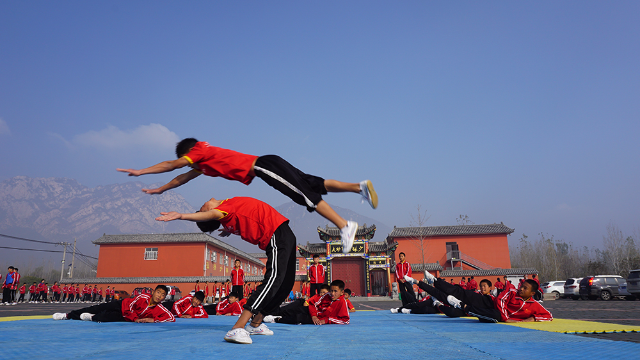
[216, 197, 288, 250]
[183, 142, 259, 185]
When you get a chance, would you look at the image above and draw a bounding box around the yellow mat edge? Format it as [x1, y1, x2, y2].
[499, 318, 640, 334]
[0, 315, 51, 322]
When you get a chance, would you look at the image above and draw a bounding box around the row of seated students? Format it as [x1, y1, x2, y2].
[393, 272, 552, 323]
[52, 281, 353, 334]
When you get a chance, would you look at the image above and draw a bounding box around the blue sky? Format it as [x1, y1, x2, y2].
[1, 1, 639, 249]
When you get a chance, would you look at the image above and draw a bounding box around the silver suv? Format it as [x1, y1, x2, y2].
[563, 278, 582, 300]
[579, 275, 633, 301]
[627, 269, 640, 298]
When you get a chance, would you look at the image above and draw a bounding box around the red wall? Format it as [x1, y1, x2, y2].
[96, 243, 205, 278]
[393, 233, 511, 273]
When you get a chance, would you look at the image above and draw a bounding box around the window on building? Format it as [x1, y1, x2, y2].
[211, 251, 217, 263]
[224, 255, 229, 266]
[296, 259, 299, 271]
[144, 248, 158, 260]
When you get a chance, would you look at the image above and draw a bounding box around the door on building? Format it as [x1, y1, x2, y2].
[370, 270, 388, 296]
[331, 258, 365, 296]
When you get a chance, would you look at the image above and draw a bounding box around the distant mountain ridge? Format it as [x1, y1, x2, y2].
[0, 176, 198, 262]
[0, 176, 392, 265]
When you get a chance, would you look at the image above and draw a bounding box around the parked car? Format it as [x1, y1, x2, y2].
[563, 278, 583, 299]
[579, 275, 634, 301]
[627, 269, 640, 298]
[541, 281, 565, 300]
[113, 290, 130, 300]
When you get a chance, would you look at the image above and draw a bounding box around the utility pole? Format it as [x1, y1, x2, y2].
[59, 242, 70, 283]
[70, 238, 77, 279]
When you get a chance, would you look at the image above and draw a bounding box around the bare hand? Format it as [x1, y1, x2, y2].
[155, 212, 182, 222]
[180, 315, 192, 318]
[312, 316, 322, 325]
[135, 318, 154, 323]
[142, 188, 164, 195]
[117, 168, 143, 177]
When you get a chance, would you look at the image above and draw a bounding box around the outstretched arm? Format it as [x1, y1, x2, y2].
[155, 209, 224, 223]
[117, 157, 191, 177]
[141, 169, 201, 194]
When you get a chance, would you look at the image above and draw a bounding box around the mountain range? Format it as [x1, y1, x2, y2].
[0, 176, 392, 266]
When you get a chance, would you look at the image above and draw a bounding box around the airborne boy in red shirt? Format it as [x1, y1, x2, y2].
[156, 196, 298, 344]
[118, 138, 378, 254]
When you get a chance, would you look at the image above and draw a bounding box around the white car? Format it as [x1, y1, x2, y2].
[563, 278, 583, 300]
[541, 281, 565, 300]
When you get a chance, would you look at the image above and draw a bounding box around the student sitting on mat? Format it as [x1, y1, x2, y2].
[404, 274, 499, 321]
[53, 285, 174, 323]
[118, 138, 378, 254]
[262, 280, 350, 325]
[216, 292, 243, 316]
[344, 289, 356, 313]
[165, 290, 208, 319]
[495, 280, 552, 322]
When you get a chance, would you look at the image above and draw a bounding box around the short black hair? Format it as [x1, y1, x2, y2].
[344, 289, 352, 296]
[399, 252, 405, 257]
[197, 220, 221, 233]
[8, 266, 14, 270]
[14, 268, 18, 271]
[235, 259, 240, 263]
[480, 279, 492, 288]
[155, 285, 169, 294]
[320, 284, 331, 291]
[196, 280, 200, 283]
[313, 254, 319, 259]
[525, 279, 539, 292]
[330, 280, 345, 290]
[228, 292, 239, 299]
[193, 291, 205, 302]
[470, 276, 474, 279]
[176, 138, 198, 158]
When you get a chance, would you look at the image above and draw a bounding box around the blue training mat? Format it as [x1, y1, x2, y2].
[1, 311, 639, 359]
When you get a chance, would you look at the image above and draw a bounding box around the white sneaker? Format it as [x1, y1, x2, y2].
[11, 303, 17, 305]
[245, 323, 274, 335]
[262, 315, 281, 323]
[224, 328, 252, 344]
[423, 271, 436, 285]
[340, 221, 358, 254]
[390, 308, 399, 314]
[447, 295, 462, 309]
[52, 313, 67, 320]
[432, 297, 443, 307]
[401, 308, 411, 314]
[403, 275, 417, 285]
[80, 313, 94, 321]
[359, 180, 378, 209]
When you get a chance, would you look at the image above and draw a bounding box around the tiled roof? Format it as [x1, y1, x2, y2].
[391, 262, 443, 272]
[93, 232, 264, 266]
[317, 224, 377, 238]
[297, 243, 327, 255]
[62, 274, 308, 285]
[439, 268, 538, 277]
[369, 241, 396, 252]
[387, 223, 514, 238]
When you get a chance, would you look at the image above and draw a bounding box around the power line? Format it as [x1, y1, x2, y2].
[0, 233, 62, 245]
[0, 245, 65, 253]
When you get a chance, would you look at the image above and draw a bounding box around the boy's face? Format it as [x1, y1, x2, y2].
[399, 254, 405, 262]
[228, 296, 237, 304]
[479, 282, 491, 295]
[152, 289, 167, 303]
[329, 286, 344, 301]
[518, 282, 535, 299]
[313, 257, 319, 264]
[191, 297, 202, 307]
[344, 293, 350, 299]
[235, 261, 240, 268]
[320, 288, 329, 296]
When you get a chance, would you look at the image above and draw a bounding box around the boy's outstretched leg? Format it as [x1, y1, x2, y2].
[324, 179, 378, 209]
